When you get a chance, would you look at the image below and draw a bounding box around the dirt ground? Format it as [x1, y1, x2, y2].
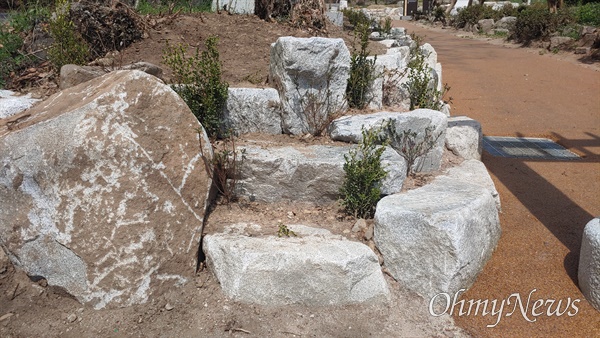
[1, 11, 599, 337]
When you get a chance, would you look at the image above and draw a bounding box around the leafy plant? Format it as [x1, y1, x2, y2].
[340, 126, 388, 219]
[342, 8, 372, 29]
[0, 1, 52, 87]
[278, 223, 297, 237]
[575, 2, 600, 26]
[346, 21, 378, 109]
[510, 3, 575, 45]
[402, 39, 449, 111]
[47, 0, 90, 71]
[163, 36, 229, 139]
[384, 121, 441, 176]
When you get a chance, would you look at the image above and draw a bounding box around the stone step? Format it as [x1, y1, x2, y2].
[236, 141, 407, 203]
[203, 223, 390, 306]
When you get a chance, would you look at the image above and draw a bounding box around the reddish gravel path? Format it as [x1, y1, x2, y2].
[395, 21, 600, 337]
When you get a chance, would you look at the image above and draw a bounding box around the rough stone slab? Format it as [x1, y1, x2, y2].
[478, 19, 495, 34]
[204, 224, 390, 306]
[222, 87, 282, 135]
[0, 70, 212, 309]
[270, 37, 350, 135]
[236, 142, 407, 202]
[385, 46, 411, 68]
[374, 177, 500, 299]
[579, 217, 600, 312]
[445, 116, 482, 160]
[329, 109, 447, 172]
[0, 90, 40, 119]
[444, 160, 501, 211]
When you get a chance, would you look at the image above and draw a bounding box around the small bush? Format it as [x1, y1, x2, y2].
[340, 126, 388, 219]
[452, 4, 497, 29]
[0, 2, 52, 87]
[511, 3, 575, 44]
[47, 0, 90, 71]
[342, 8, 372, 29]
[576, 2, 600, 26]
[402, 37, 449, 111]
[346, 21, 378, 109]
[163, 36, 228, 139]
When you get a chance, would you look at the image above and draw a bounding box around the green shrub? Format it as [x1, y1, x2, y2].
[511, 3, 575, 44]
[402, 37, 448, 111]
[163, 36, 228, 139]
[0, 29, 25, 88]
[452, 4, 497, 28]
[346, 21, 378, 109]
[47, 0, 90, 71]
[340, 126, 388, 219]
[576, 2, 600, 26]
[0, 1, 51, 87]
[342, 8, 372, 29]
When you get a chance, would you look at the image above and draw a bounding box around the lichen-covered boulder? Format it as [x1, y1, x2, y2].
[0, 70, 212, 309]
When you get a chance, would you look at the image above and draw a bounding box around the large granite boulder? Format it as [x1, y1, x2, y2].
[445, 116, 483, 161]
[0, 70, 213, 309]
[222, 87, 283, 135]
[579, 217, 600, 312]
[329, 109, 447, 172]
[270, 37, 351, 135]
[204, 224, 390, 305]
[236, 142, 407, 203]
[374, 176, 500, 300]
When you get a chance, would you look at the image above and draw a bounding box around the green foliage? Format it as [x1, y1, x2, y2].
[575, 2, 600, 26]
[47, 0, 90, 71]
[163, 36, 229, 139]
[402, 37, 448, 111]
[0, 28, 25, 88]
[432, 6, 447, 24]
[384, 121, 441, 176]
[0, 1, 51, 87]
[342, 8, 372, 29]
[346, 21, 377, 109]
[340, 126, 388, 219]
[510, 3, 575, 44]
[452, 4, 498, 28]
[136, 0, 211, 15]
[278, 223, 297, 237]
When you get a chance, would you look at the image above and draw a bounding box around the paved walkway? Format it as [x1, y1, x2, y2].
[395, 21, 600, 337]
